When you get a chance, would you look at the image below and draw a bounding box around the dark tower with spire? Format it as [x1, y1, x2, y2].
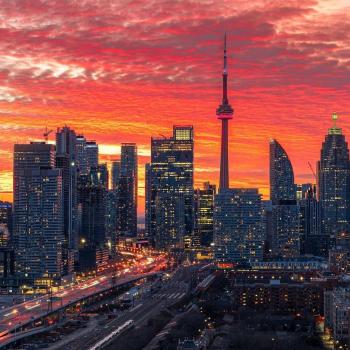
[216, 33, 234, 191]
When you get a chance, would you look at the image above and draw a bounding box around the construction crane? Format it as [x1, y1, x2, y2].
[307, 161, 317, 181]
[43, 126, 53, 143]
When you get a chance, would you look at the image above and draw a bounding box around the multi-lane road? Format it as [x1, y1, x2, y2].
[0, 254, 167, 347]
[52, 264, 197, 350]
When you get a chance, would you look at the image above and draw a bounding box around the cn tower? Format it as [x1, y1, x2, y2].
[216, 33, 233, 191]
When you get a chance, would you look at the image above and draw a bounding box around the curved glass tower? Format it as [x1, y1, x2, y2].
[270, 139, 296, 204]
[269, 139, 299, 257]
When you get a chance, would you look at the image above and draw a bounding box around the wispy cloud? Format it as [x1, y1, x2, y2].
[0, 0, 349, 211]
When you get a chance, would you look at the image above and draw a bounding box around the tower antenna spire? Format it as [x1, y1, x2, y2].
[223, 32, 227, 74]
[332, 112, 338, 127]
[329, 112, 342, 135]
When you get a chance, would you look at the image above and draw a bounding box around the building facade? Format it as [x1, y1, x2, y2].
[111, 160, 121, 190]
[0, 202, 12, 245]
[270, 139, 299, 258]
[214, 189, 264, 264]
[145, 126, 194, 249]
[116, 144, 138, 237]
[76, 135, 88, 175]
[299, 187, 326, 256]
[194, 182, 216, 247]
[325, 288, 350, 343]
[77, 170, 108, 271]
[14, 165, 63, 280]
[13, 143, 64, 281]
[56, 126, 78, 260]
[318, 114, 350, 247]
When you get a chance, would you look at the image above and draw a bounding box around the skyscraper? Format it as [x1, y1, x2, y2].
[111, 160, 121, 190]
[106, 189, 117, 255]
[299, 187, 325, 256]
[269, 139, 299, 257]
[56, 127, 78, 266]
[262, 200, 273, 258]
[76, 136, 99, 176]
[13, 143, 64, 281]
[0, 201, 12, 243]
[90, 163, 109, 188]
[318, 113, 350, 243]
[77, 168, 108, 271]
[214, 189, 264, 264]
[116, 144, 138, 237]
[76, 135, 88, 175]
[145, 126, 194, 248]
[194, 182, 216, 247]
[145, 163, 153, 240]
[270, 139, 296, 203]
[86, 140, 99, 171]
[217, 33, 233, 191]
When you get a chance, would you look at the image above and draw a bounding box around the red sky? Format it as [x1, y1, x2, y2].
[0, 0, 350, 216]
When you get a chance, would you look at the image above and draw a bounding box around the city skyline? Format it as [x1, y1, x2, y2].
[2, 2, 350, 347]
[1, 0, 350, 215]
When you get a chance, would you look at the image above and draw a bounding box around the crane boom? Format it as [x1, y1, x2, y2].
[43, 127, 53, 143]
[307, 161, 317, 180]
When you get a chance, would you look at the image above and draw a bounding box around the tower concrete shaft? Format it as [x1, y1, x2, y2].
[220, 119, 229, 189]
[216, 33, 234, 191]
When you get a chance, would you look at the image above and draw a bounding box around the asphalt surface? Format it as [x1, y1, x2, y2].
[0, 255, 167, 347]
[51, 265, 196, 350]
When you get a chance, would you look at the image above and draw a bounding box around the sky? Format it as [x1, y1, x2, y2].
[0, 0, 350, 217]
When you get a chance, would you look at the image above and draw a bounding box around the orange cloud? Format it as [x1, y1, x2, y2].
[0, 0, 350, 218]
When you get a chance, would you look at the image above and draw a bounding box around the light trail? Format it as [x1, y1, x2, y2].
[4, 310, 18, 317]
[25, 304, 40, 310]
[88, 320, 134, 350]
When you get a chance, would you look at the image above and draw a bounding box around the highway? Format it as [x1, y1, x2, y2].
[51, 265, 197, 350]
[0, 253, 167, 347]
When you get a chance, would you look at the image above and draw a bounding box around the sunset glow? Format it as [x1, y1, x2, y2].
[1, 0, 350, 216]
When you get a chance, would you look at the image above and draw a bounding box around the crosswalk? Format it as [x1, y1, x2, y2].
[155, 292, 186, 300]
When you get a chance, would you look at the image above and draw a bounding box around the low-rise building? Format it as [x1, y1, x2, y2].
[324, 288, 350, 343]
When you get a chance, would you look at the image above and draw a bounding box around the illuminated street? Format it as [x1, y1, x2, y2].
[0, 251, 167, 347]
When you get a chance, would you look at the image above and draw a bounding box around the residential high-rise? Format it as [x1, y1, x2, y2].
[56, 126, 77, 157]
[76, 135, 88, 175]
[262, 200, 273, 258]
[145, 163, 153, 240]
[299, 187, 325, 256]
[214, 189, 264, 265]
[194, 182, 216, 247]
[76, 136, 99, 175]
[86, 140, 99, 171]
[145, 126, 194, 248]
[13, 143, 63, 281]
[0, 203, 14, 279]
[217, 33, 233, 191]
[56, 127, 78, 267]
[269, 139, 299, 257]
[0, 201, 12, 244]
[77, 168, 108, 271]
[299, 187, 320, 238]
[90, 163, 109, 188]
[116, 144, 137, 237]
[111, 160, 121, 190]
[106, 189, 117, 255]
[318, 114, 350, 244]
[270, 139, 296, 203]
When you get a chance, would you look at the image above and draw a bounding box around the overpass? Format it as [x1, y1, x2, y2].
[0, 265, 164, 348]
